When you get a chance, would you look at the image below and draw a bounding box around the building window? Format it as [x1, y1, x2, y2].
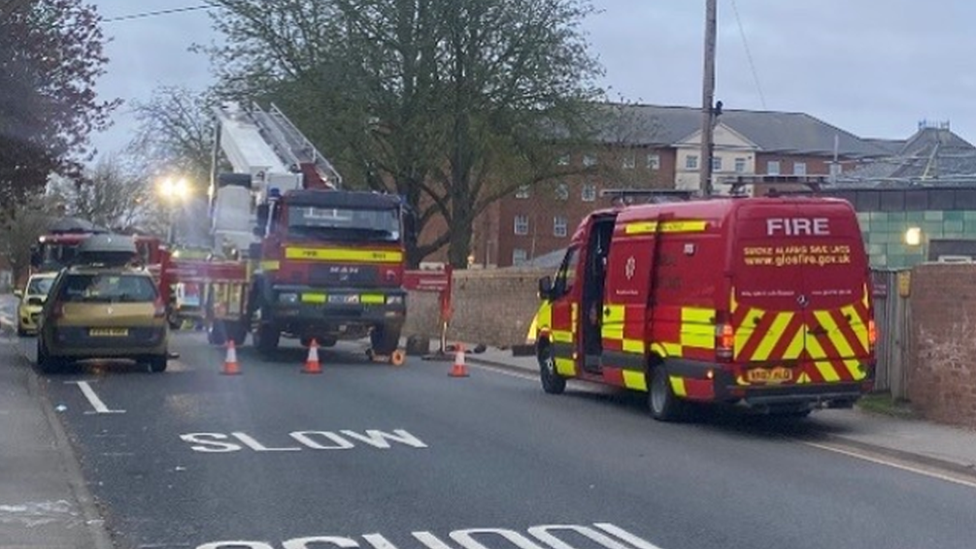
[515, 185, 530, 199]
[554, 182, 569, 201]
[767, 160, 780, 175]
[512, 248, 528, 266]
[622, 152, 636, 169]
[553, 215, 568, 237]
[712, 156, 722, 172]
[581, 183, 597, 202]
[793, 162, 807, 176]
[557, 154, 570, 166]
[514, 214, 529, 235]
[685, 155, 699, 170]
[647, 153, 660, 170]
[734, 157, 747, 173]
[583, 154, 597, 167]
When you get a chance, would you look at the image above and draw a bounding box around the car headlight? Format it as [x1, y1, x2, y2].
[386, 295, 404, 305]
[278, 292, 299, 304]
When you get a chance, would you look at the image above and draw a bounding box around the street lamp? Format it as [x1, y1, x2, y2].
[157, 177, 191, 245]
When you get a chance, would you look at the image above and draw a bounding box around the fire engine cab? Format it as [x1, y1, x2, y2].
[532, 179, 877, 421]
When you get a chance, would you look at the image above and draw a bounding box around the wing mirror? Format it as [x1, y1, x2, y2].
[537, 275, 553, 300]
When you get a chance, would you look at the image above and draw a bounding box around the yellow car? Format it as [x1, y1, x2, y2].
[37, 265, 170, 373]
[15, 272, 57, 336]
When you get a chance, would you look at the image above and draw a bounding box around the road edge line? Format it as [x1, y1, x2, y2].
[466, 356, 536, 375]
[27, 363, 115, 549]
[814, 433, 976, 480]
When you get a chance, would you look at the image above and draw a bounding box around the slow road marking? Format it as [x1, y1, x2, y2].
[180, 429, 428, 452]
[66, 381, 125, 414]
[196, 522, 664, 549]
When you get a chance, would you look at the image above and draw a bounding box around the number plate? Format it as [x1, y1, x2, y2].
[746, 367, 792, 383]
[89, 328, 129, 337]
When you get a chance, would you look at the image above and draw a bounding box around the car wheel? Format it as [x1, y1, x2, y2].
[538, 343, 566, 395]
[147, 356, 168, 373]
[649, 366, 685, 422]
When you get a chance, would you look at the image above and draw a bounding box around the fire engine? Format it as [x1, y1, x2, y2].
[163, 102, 413, 363]
[532, 177, 877, 421]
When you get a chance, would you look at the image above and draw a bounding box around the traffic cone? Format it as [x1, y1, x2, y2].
[448, 343, 469, 378]
[303, 339, 322, 374]
[221, 340, 241, 375]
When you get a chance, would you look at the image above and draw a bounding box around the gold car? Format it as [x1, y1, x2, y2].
[37, 266, 170, 373]
[15, 272, 57, 336]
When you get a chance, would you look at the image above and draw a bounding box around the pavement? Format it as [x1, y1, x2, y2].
[2, 329, 976, 548]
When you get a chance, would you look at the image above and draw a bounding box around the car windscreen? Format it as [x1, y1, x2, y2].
[286, 206, 400, 242]
[27, 277, 54, 296]
[58, 274, 158, 303]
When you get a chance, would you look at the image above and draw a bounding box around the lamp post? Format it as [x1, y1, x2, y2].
[157, 177, 190, 245]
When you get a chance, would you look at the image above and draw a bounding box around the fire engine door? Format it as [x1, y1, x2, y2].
[581, 218, 615, 372]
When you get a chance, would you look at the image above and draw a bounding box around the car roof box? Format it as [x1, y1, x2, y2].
[75, 234, 138, 267]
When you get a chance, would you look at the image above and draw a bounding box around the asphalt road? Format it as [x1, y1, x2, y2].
[8, 332, 976, 549]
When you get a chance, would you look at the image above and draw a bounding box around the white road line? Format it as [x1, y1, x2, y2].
[66, 381, 125, 414]
[803, 441, 976, 490]
[464, 360, 538, 381]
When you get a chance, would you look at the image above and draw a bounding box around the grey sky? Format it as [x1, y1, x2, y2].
[90, 0, 976, 158]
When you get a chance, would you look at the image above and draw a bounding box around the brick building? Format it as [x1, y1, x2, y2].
[419, 103, 890, 268]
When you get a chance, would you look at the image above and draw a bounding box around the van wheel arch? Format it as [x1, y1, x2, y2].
[537, 338, 566, 395]
[646, 357, 686, 422]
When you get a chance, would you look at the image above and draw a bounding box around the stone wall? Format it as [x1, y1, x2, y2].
[908, 263, 976, 427]
[404, 268, 548, 348]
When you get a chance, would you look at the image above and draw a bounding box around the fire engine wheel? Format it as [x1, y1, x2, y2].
[538, 345, 566, 395]
[207, 321, 226, 346]
[649, 367, 685, 422]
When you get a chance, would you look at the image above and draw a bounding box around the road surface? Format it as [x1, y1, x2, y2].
[5, 332, 976, 549]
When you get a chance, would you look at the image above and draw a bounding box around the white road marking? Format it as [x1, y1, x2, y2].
[803, 441, 976, 490]
[180, 429, 429, 453]
[196, 523, 665, 549]
[65, 381, 125, 414]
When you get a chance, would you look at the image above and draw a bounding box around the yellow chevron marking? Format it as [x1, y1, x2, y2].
[841, 304, 869, 351]
[814, 310, 855, 357]
[622, 370, 647, 391]
[735, 308, 765, 359]
[843, 358, 867, 381]
[752, 312, 794, 361]
[796, 371, 811, 384]
[784, 324, 805, 360]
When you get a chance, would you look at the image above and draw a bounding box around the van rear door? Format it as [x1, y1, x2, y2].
[731, 201, 871, 385]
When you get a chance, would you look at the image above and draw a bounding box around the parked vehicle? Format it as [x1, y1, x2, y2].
[15, 272, 57, 336]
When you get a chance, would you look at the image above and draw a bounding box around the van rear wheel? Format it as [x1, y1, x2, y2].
[539, 344, 566, 395]
[649, 367, 684, 422]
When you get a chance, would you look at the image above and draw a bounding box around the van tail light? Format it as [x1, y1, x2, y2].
[868, 319, 877, 349]
[715, 314, 734, 362]
[153, 298, 167, 319]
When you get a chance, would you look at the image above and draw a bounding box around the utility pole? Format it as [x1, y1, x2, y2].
[698, 0, 718, 196]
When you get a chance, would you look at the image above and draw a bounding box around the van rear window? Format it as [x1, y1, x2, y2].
[59, 274, 158, 303]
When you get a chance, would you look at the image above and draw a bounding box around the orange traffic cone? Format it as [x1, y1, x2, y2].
[303, 339, 322, 374]
[448, 343, 469, 377]
[222, 340, 241, 375]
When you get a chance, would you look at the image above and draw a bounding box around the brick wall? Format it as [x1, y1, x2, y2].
[404, 268, 549, 347]
[908, 263, 976, 427]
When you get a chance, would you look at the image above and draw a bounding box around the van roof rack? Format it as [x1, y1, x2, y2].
[601, 188, 698, 205]
[720, 175, 829, 196]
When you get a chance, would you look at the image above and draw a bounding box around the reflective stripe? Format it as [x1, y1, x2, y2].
[841, 304, 869, 350]
[301, 293, 327, 304]
[622, 338, 644, 353]
[361, 293, 385, 304]
[555, 358, 576, 377]
[842, 359, 867, 381]
[260, 260, 280, 271]
[552, 330, 574, 343]
[650, 342, 682, 357]
[622, 370, 647, 391]
[284, 247, 404, 262]
[669, 376, 688, 397]
[813, 360, 842, 382]
[625, 220, 709, 235]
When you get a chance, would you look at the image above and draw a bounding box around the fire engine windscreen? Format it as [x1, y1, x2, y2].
[286, 206, 401, 242]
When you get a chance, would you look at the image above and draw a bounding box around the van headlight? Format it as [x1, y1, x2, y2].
[278, 292, 299, 304]
[386, 295, 404, 305]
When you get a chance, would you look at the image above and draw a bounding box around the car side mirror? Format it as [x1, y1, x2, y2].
[13, 289, 23, 299]
[538, 276, 553, 299]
